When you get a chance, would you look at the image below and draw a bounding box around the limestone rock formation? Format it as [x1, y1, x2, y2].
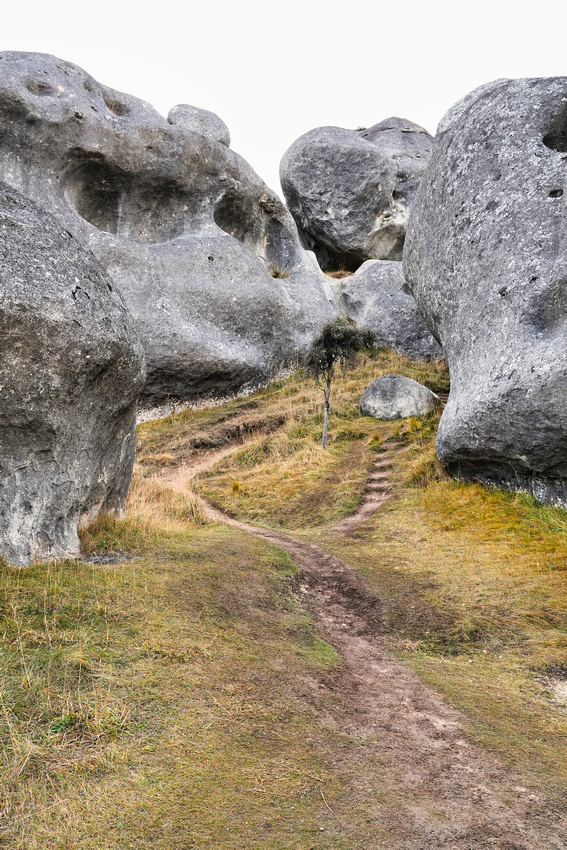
[404, 77, 567, 506]
[360, 375, 440, 421]
[340, 260, 442, 360]
[167, 104, 230, 146]
[280, 117, 434, 271]
[0, 52, 334, 407]
[0, 182, 146, 566]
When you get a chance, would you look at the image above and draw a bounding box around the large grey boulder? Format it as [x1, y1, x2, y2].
[340, 260, 442, 360]
[0, 182, 146, 566]
[0, 52, 334, 407]
[280, 117, 434, 271]
[404, 77, 567, 506]
[360, 375, 440, 421]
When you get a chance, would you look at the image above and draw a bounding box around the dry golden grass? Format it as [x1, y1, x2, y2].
[179, 358, 567, 792]
[189, 352, 447, 527]
[320, 425, 567, 788]
[1, 517, 363, 848]
[3, 352, 567, 846]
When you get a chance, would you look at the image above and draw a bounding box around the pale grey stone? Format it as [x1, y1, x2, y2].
[404, 77, 567, 506]
[0, 51, 333, 408]
[360, 375, 440, 420]
[340, 260, 442, 360]
[0, 182, 145, 567]
[167, 104, 231, 146]
[280, 117, 434, 271]
[436, 80, 508, 136]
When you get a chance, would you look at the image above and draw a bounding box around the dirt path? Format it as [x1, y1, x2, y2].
[161, 446, 567, 849]
[332, 447, 400, 534]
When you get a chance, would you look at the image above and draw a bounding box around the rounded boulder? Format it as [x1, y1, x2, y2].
[404, 77, 567, 506]
[0, 52, 334, 409]
[340, 260, 442, 360]
[360, 375, 440, 420]
[0, 182, 146, 566]
[280, 117, 434, 271]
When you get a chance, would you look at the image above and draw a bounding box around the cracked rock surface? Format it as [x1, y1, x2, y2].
[404, 78, 567, 506]
[0, 182, 145, 566]
[280, 117, 434, 271]
[0, 51, 333, 407]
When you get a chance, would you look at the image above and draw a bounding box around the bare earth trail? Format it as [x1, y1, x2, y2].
[160, 444, 567, 849]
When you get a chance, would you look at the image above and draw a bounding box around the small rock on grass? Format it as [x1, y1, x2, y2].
[360, 375, 440, 420]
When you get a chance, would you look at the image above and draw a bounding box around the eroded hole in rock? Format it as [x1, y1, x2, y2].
[298, 231, 362, 274]
[103, 94, 130, 117]
[26, 78, 54, 96]
[214, 191, 255, 244]
[64, 149, 187, 242]
[549, 188, 564, 198]
[214, 191, 296, 277]
[320, 250, 362, 274]
[525, 274, 567, 334]
[65, 152, 122, 234]
[543, 102, 567, 152]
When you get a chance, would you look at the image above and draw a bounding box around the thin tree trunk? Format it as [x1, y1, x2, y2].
[321, 371, 332, 449]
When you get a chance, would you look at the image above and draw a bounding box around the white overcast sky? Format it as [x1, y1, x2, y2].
[3, 0, 566, 193]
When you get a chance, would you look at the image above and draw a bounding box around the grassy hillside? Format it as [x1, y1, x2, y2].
[2, 350, 567, 847]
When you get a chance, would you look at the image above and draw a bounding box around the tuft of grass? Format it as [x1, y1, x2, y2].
[79, 474, 208, 558]
[267, 262, 290, 278]
[1, 523, 372, 849]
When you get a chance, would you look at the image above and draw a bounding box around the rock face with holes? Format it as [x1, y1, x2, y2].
[404, 77, 567, 506]
[0, 52, 333, 406]
[280, 117, 435, 271]
[340, 260, 442, 360]
[360, 375, 440, 420]
[0, 182, 145, 566]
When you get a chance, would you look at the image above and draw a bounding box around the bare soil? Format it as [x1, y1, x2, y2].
[332, 447, 402, 534]
[162, 444, 567, 849]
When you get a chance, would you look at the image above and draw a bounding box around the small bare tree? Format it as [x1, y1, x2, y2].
[305, 318, 376, 449]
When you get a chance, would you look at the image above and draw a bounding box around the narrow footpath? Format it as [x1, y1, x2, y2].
[161, 444, 567, 849]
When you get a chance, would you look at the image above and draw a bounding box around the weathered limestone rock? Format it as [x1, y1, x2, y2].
[360, 375, 440, 420]
[0, 52, 334, 407]
[404, 78, 567, 506]
[167, 104, 230, 146]
[0, 182, 145, 566]
[280, 117, 434, 271]
[340, 260, 442, 360]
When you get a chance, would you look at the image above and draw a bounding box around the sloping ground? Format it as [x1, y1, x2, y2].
[2, 351, 567, 848]
[188, 358, 567, 796]
[161, 438, 567, 847]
